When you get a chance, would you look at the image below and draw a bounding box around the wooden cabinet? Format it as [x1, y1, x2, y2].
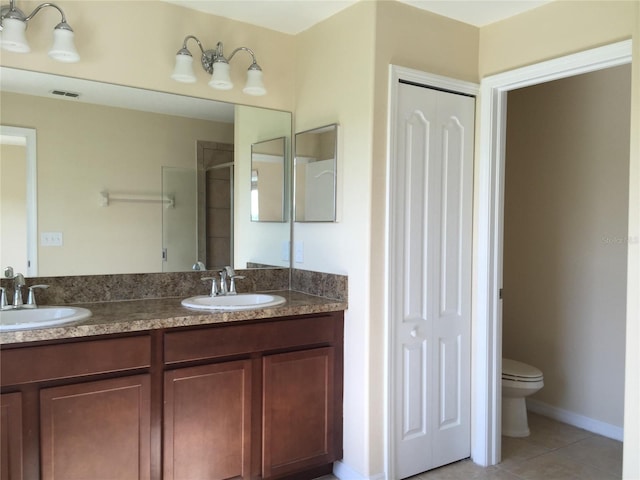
[163, 313, 343, 479]
[164, 360, 252, 480]
[0, 311, 344, 480]
[40, 375, 151, 480]
[1, 392, 23, 480]
[0, 334, 152, 480]
[263, 348, 335, 479]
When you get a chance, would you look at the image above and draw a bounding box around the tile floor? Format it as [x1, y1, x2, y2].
[321, 413, 623, 480]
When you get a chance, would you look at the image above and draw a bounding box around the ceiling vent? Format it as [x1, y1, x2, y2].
[50, 89, 80, 99]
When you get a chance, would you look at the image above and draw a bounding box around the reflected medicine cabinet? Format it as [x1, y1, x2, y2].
[250, 136, 286, 222]
[294, 124, 338, 223]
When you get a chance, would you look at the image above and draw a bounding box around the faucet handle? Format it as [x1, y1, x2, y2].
[26, 284, 49, 308]
[228, 275, 245, 295]
[201, 276, 220, 297]
[0, 287, 7, 309]
[218, 269, 229, 294]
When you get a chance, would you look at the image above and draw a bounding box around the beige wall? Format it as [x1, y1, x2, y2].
[294, 2, 376, 474]
[254, 160, 284, 221]
[0, 1, 295, 111]
[479, 2, 639, 475]
[1, 92, 233, 275]
[503, 65, 631, 428]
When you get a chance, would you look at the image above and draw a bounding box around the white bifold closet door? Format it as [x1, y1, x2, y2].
[391, 81, 475, 479]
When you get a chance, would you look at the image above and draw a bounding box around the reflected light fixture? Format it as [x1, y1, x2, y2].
[171, 36, 266, 96]
[0, 0, 79, 62]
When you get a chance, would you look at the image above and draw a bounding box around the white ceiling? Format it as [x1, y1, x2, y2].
[163, 0, 552, 35]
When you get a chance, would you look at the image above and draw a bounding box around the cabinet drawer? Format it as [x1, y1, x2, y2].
[1, 335, 151, 386]
[165, 314, 338, 364]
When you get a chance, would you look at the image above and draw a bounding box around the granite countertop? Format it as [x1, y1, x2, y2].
[0, 290, 347, 346]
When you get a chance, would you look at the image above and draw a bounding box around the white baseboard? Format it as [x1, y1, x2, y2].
[526, 398, 624, 442]
[333, 461, 385, 480]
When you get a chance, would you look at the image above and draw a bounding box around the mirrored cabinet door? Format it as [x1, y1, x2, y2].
[294, 124, 338, 223]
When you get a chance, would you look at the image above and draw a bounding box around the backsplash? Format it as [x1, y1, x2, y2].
[291, 269, 348, 303]
[0, 269, 288, 305]
[0, 268, 347, 305]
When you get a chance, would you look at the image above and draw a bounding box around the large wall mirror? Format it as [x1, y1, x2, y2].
[250, 137, 286, 222]
[0, 67, 292, 277]
[294, 124, 338, 222]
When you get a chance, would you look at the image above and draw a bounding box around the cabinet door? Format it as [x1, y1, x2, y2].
[164, 360, 252, 480]
[263, 347, 335, 479]
[40, 375, 151, 480]
[1, 392, 23, 480]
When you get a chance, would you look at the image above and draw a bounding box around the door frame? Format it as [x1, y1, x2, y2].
[474, 39, 632, 466]
[0, 125, 38, 276]
[385, 65, 479, 480]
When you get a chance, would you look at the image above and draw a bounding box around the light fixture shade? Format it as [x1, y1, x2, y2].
[243, 68, 266, 96]
[0, 18, 30, 53]
[209, 61, 233, 90]
[48, 26, 80, 63]
[171, 53, 197, 83]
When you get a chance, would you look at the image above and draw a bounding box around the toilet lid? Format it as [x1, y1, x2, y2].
[502, 358, 543, 380]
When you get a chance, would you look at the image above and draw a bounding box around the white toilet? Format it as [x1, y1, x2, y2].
[502, 358, 544, 437]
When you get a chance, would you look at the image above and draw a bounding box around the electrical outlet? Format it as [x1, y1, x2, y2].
[41, 232, 63, 247]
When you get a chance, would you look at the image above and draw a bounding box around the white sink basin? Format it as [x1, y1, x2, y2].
[181, 293, 286, 311]
[0, 306, 92, 332]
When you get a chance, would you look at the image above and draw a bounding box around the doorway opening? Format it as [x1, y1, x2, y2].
[0, 126, 37, 277]
[196, 141, 234, 270]
[502, 64, 630, 443]
[474, 39, 632, 467]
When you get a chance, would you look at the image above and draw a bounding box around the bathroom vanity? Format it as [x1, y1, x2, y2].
[0, 293, 345, 480]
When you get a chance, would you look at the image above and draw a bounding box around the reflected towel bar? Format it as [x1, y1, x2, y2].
[99, 191, 175, 208]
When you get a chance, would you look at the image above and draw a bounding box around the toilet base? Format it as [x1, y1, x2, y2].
[502, 396, 531, 437]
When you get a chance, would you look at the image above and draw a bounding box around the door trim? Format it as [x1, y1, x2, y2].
[474, 39, 632, 466]
[0, 125, 37, 276]
[385, 65, 478, 480]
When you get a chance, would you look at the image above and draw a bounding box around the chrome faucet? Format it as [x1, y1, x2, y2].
[201, 266, 245, 297]
[26, 285, 49, 308]
[12, 272, 25, 307]
[218, 269, 229, 295]
[2, 266, 25, 309]
[225, 266, 245, 295]
[0, 287, 7, 309]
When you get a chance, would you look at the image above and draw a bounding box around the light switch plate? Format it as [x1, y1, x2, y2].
[41, 232, 63, 247]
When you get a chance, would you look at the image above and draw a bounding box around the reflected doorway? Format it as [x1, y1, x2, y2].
[197, 141, 234, 270]
[0, 126, 37, 276]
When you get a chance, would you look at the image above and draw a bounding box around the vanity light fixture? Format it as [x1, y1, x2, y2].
[0, 0, 79, 62]
[171, 35, 266, 96]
